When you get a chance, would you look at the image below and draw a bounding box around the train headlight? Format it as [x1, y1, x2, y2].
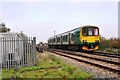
[95, 40, 99, 42]
[83, 40, 87, 43]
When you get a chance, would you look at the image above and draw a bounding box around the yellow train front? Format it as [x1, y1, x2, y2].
[48, 25, 100, 51]
[80, 26, 100, 51]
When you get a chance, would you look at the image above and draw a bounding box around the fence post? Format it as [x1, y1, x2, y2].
[0, 36, 36, 69]
[0, 68, 1, 80]
[0, 38, 2, 79]
[0, 39, 3, 80]
[33, 37, 36, 66]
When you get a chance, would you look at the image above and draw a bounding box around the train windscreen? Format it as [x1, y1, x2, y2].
[82, 27, 99, 36]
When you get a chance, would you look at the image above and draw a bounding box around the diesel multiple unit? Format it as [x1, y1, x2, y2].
[48, 25, 100, 51]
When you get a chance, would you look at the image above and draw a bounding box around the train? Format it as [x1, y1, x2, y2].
[48, 25, 100, 51]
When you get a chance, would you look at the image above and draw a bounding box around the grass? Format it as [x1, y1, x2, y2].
[2, 69, 14, 78]
[2, 52, 92, 78]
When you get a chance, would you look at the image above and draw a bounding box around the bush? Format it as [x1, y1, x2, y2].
[99, 37, 120, 51]
[109, 38, 120, 49]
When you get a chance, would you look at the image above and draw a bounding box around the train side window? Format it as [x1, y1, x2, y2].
[82, 29, 87, 36]
[63, 35, 68, 42]
[53, 38, 55, 43]
[57, 37, 60, 42]
[75, 31, 80, 37]
[71, 33, 75, 41]
[63, 36, 65, 42]
[50, 39, 52, 43]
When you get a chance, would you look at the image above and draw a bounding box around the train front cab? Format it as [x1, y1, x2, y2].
[80, 26, 100, 51]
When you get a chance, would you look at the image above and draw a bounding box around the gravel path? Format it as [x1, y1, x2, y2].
[46, 51, 119, 78]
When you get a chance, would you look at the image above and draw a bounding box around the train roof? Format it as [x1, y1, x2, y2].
[48, 25, 99, 39]
[81, 25, 99, 28]
[54, 27, 80, 37]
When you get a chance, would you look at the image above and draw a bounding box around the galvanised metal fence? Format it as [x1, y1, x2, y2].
[0, 37, 36, 69]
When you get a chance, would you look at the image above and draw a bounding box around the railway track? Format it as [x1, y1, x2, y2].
[49, 49, 119, 74]
[88, 51, 120, 58]
[52, 49, 120, 65]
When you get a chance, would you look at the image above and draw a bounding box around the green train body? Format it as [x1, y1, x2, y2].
[48, 25, 100, 51]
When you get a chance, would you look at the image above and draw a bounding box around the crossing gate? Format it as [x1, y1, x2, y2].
[0, 36, 36, 69]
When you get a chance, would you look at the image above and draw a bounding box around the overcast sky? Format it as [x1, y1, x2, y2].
[0, 0, 118, 43]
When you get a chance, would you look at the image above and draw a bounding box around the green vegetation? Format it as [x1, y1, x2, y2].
[2, 69, 14, 78]
[99, 37, 120, 53]
[2, 52, 92, 78]
[0, 23, 11, 33]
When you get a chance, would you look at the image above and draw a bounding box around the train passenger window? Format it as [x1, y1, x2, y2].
[76, 31, 80, 37]
[57, 37, 60, 42]
[71, 33, 75, 41]
[53, 38, 55, 43]
[63, 35, 68, 42]
[82, 28, 87, 36]
[50, 39, 52, 43]
[63, 36, 65, 42]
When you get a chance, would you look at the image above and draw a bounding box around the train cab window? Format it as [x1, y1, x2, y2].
[94, 28, 99, 35]
[82, 27, 99, 36]
[88, 28, 93, 36]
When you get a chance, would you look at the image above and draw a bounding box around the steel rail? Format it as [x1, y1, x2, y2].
[90, 51, 120, 58]
[53, 49, 120, 65]
[49, 49, 120, 74]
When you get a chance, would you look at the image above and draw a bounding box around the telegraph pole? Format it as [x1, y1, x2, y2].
[54, 30, 55, 36]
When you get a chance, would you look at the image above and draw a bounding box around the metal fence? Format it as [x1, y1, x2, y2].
[0, 37, 36, 69]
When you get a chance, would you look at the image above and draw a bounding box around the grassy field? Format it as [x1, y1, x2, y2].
[2, 52, 92, 78]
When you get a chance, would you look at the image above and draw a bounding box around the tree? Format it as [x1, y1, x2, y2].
[109, 38, 119, 49]
[0, 22, 11, 33]
[99, 36, 110, 50]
